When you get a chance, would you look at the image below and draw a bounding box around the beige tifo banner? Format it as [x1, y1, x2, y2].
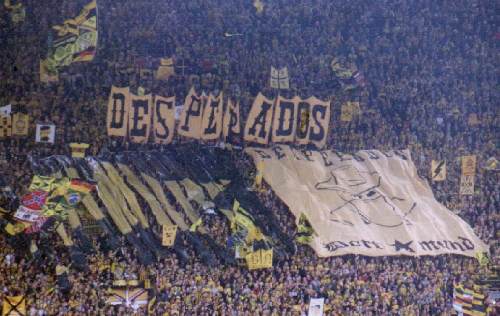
[246, 146, 487, 258]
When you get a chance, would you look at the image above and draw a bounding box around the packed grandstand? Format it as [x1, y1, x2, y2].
[0, 0, 498, 315]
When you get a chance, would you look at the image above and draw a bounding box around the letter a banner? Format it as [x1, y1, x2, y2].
[246, 146, 487, 258]
[244, 92, 274, 144]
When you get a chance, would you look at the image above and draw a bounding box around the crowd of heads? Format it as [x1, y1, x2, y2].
[0, 0, 498, 314]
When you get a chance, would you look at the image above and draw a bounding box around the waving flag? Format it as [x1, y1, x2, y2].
[40, 0, 98, 82]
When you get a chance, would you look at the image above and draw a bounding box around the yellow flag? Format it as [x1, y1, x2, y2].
[0, 115, 12, 138]
[39, 59, 59, 83]
[29, 175, 57, 192]
[156, 57, 175, 81]
[253, 0, 264, 13]
[246, 249, 273, 270]
[484, 157, 498, 171]
[475, 252, 489, 267]
[260, 248, 273, 268]
[11, 113, 29, 136]
[255, 160, 264, 188]
[69, 143, 90, 158]
[162, 224, 178, 246]
[189, 218, 202, 232]
[2, 295, 26, 316]
[4, 222, 26, 236]
[340, 102, 352, 122]
[246, 250, 261, 270]
[461, 155, 476, 176]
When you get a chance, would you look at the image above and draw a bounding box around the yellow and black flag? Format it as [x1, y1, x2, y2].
[471, 285, 486, 316]
[162, 224, 177, 246]
[430, 160, 446, 181]
[296, 213, 315, 244]
[41, 0, 98, 82]
[2, 295, 26, 316]
[475, 251, 489, 267]
[0, 115, 12, 138]
[253, 0, 264, 14]
[155, 57, 175, 81]
[484, 157, 498, 171]
[229, 199, 269, 250]
[35, 124, 55, 143]
[4, 0, 25, 24]
[69, 143, 90, 158]
[246, 248, 273, 270]
[11, 113, 29, 136]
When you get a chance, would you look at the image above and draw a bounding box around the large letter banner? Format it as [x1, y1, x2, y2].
[306, 97, 330, 148]
[128, 94, 153, 143]
[153, 96, 175, 144]
[244, 92, 274, 144]
[246, 146, 487, 258]
[178, 87, 203, 139]
[222, 98, 241, 142]
[272, 96, 299, 143]
[106, 86, 130, 137]
[201, 93, 223, 140]
[295, 100, 311, 145]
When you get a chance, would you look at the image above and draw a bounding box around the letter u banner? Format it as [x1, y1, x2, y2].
[246, 146, 487, 258]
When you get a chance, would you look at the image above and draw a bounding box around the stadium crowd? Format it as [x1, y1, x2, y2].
[0, 0, 498, 315]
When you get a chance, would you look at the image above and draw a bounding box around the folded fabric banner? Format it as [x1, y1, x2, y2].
[246, 145, 488, 258]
